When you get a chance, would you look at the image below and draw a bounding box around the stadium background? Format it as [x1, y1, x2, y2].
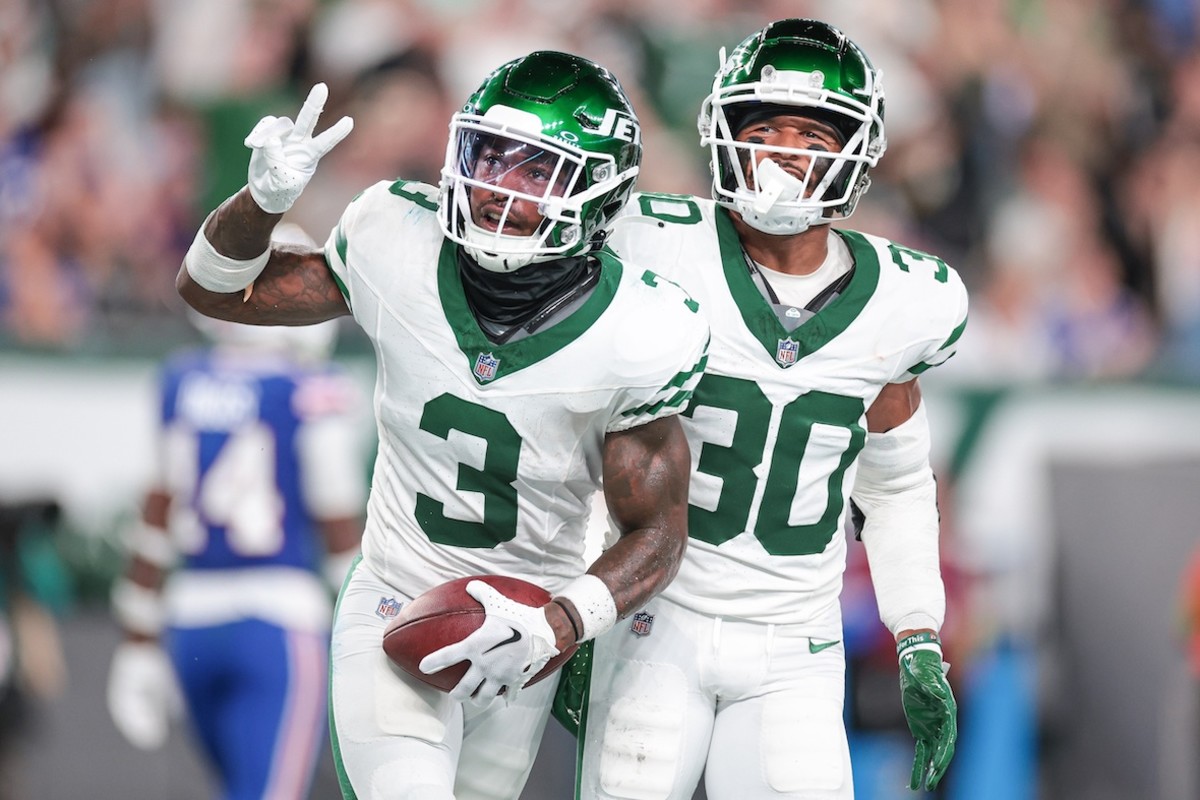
[2, 0, 1199, 797]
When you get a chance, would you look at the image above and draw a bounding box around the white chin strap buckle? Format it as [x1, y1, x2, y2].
[737, 158, 821, 235]
[752, 158, 805, 214]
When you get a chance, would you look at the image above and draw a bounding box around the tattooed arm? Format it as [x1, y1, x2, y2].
[176, 186, 349, 324]
[592, 415, 691, 614]
[540, 414, 691, 652]
[178, 83, 352, 324]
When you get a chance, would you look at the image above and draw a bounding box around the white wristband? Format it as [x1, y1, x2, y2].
[124, 522, 177, 570]
[111, 578, 165, 636]
[554, 574, 618, 642]
[184, 211, 271, 294]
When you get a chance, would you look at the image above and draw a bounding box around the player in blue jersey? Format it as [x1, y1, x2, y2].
[106, 310, 367, 800]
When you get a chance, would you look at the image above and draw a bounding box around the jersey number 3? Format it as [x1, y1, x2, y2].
[413, 393, 521, 548]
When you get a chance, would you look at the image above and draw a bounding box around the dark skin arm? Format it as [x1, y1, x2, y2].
[176, 187, 349, 324]
[866, 377, 921, 434]
[543, 414, 691, 652]
[865, 377, 939, 644]
[319, 516, 363, 562]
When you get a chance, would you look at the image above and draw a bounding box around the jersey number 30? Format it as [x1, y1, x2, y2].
[684, 374, 865, 556]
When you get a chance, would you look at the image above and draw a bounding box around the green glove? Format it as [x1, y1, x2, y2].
[897, 632, 958, 791]
[551, 639, 593, 737]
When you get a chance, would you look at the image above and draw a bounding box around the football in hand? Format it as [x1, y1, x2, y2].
[382, 575, 578, 693]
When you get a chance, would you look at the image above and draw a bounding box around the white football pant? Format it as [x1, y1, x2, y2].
[580, 596, 852, 799]
[330, 562, 557, 800]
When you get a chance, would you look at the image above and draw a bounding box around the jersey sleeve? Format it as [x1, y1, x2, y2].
[322, 187, 372, 311]
[607, 272, 711, 433]
[323, 179, 442, 321]
[895, 262, 969, 382]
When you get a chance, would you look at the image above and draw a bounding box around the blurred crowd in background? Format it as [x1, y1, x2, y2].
[2, 0, 1199, 385]
[4, 1, 1200, 796]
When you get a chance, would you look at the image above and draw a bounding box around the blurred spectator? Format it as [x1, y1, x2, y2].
[151, 0, 317, 215]
[1126, 53, 1200, 380]
[5, 0, 1186, 378]
[947, 133, 1155, 382]
[0, 500, 72, 800]
[1183, 545, 1200, 681]
[286, 47, 451, 238]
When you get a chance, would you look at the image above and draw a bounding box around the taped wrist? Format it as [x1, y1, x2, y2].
[124, 522, 177, 570]
[896, 630, 943, 661]
[854, 402, 945, 636]
[184, 210, 270, 293]
[111, 578, 165, 637]
[553, 574, 617, 642]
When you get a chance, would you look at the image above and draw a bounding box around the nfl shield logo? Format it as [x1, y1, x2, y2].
[776, 338, 800, 367]
[376, 596, 403, 620]
[630, 611, 654, 636]
[473, 352, 500, 383]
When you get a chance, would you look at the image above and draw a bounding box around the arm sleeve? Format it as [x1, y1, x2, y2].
[852, 402, 945, 636]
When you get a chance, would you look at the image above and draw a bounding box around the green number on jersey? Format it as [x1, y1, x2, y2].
[414, 393, 521, 548]
[756, 391, 866, 555]
[636, 193, 702, 225]
[684, 374, 866, 556]
[640, 270, 700, 313]
[682, 375, 770, 546]
[889, 243, 949, 283]
[389, 179, 439, 212]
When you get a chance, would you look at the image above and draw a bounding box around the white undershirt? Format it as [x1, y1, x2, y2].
[752, 230, 853, 310]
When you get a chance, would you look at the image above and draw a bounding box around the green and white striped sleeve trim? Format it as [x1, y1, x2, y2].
[900, 314, 967, 380]
[609, 345, 709, 432]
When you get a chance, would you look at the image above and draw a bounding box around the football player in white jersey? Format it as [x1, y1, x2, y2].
[573, 19, 964, 799]
[175, 51, 710, 800]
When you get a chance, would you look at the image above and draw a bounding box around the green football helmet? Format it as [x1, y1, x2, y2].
[439, 51, 642, 272]
[698, 19, 886, 235]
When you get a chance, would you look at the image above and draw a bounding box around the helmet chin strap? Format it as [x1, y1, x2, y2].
[736, 157, 821, 236]
[461, 216, 582, 273]
[463, 240, 537, 273]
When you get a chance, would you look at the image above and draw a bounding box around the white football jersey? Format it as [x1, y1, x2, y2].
[323, 180, 710, 597]
[607, 193, 968, 625]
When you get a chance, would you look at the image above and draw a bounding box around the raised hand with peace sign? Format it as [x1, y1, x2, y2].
[244, 83, 354, 215]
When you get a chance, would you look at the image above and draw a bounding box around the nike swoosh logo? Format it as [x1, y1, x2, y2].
[484, 627, 523, 653]
[808, 638, 840, 654]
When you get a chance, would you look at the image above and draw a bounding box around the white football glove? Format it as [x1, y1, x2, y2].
[244, 83, 354, 214]
[419, 580, 559, 708]
[106, 641, 183, 750]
